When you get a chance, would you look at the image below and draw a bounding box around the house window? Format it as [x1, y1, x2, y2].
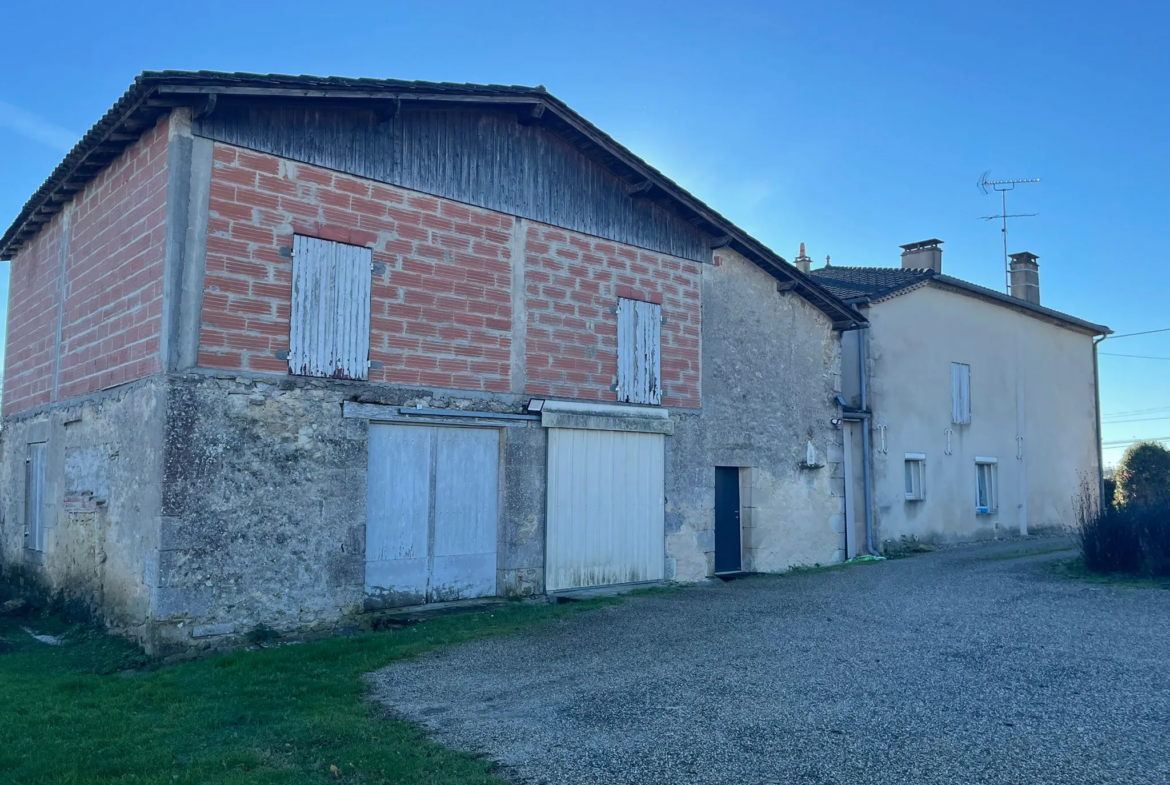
[616, 297, 662, 405]
[904, 453, 926, 501]
[951, 362, 971, 424]
[288, 234, 372, 380]
[25, 442, 47, 552]
[975, 458, 998, 514]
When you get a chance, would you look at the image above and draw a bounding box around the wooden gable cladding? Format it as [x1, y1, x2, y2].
[195, 103, 709, 264]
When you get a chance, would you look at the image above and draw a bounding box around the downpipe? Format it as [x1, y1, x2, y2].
[859, 326, 880, 556]
[1093, 333, 1107, 505]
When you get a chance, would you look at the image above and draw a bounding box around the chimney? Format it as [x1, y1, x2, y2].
[1009, 251, 1040, 304]
[900, 239, 943, 272]
[794, 242, 813, 274]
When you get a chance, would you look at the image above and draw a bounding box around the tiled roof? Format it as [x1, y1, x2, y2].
[806, 266, 934, 301]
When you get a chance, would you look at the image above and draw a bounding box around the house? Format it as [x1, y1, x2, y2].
[804, 240, 1109, 553]
[0, 71, 864, 652]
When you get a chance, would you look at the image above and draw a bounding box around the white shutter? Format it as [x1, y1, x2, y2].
[289, 235, 372, 380]
[26, 442, 47, 552]
[951, 362, 971, 424]
[617, 298, 662, 405]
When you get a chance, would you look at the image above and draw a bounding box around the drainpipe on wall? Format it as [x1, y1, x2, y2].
[1093, 333, 1108, 506]
[858, 326, 879, 556]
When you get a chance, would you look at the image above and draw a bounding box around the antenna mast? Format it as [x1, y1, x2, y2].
[978, 172, 1040, 292]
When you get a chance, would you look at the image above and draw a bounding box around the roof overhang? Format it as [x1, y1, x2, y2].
[0, 71, 864, 328]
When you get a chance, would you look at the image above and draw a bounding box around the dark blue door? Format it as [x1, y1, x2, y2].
[714, 467, 741, 573]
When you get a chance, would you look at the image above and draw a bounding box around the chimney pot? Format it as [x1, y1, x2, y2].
[794, 242, 813, 274]
[1009, 251, 1040, 304]
[900, 239, 943, 272]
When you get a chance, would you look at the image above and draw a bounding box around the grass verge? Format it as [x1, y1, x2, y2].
[982, 544, 1077, 562]
[0, 594, 613, 784]
[1049, 557, 1170, 589]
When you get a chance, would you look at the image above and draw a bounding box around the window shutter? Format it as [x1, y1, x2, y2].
[26, 442, 47, 552]
[289, 235, 372, 380]
[617, 298, 662, 404]
[951, 363, 971, 424]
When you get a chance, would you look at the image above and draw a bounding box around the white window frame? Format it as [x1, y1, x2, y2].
[904, 453, 926, 501]
[951, 362, 971, 425]
[616, 297, 662, 405]
[975, 457, 998, 514]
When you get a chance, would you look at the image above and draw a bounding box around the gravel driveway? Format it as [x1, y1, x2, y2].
[370, 540, 1170, 784]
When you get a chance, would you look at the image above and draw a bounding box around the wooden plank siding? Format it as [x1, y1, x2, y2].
[195, 105, 710, 264]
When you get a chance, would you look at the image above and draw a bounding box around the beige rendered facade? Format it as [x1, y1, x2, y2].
[837, 279, 1106, 551]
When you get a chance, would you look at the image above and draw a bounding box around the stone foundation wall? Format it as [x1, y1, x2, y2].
[0, 378, 166, 641]
[154, 372, 545, 652]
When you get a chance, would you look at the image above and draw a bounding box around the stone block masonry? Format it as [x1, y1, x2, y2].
[200, 143, 701, 406]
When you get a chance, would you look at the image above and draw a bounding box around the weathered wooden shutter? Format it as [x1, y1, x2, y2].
[289, 235, 372, 380]
[951, 362, 971, 424]
[617, 298, 662, 405]
[26, 442, 47, 552]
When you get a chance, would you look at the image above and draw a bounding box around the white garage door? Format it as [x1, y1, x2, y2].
[366, 424, 499, 606]
[546, 428, 665, 592]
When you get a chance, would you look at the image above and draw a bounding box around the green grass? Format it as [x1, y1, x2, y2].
[0, 595, 613, 784]
[1049, 557, 1170, 589]
[982, 544, 1077, 561]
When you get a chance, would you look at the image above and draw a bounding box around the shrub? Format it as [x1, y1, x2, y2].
[1113, 441, 1170, 507]
[1075, 478, 1170, 577]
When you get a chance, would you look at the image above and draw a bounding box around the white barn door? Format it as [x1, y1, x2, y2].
[366, 424, 499, 606]
[545, 428, 665, 592]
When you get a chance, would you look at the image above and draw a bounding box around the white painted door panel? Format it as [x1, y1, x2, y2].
[365, 424, 499, 606]
[432, 427, 500, 601]
[546, 428, 665, 591]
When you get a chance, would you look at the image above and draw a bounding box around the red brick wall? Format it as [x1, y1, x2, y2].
[3, 118, 169, 416]
[200, 144, 514, 390]
[3, 215, 65, 415]
[200, 143, 702, 407]
[57, 119, 169, 400]
[523, 224, 701, 407]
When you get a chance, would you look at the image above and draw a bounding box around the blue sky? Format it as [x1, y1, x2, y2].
[1, 1, 1165, 465]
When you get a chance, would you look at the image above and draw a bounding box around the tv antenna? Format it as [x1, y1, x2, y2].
[977, 172, 1040, 293]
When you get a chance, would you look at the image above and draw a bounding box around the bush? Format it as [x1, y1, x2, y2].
[1075, 478, 1170, 577]
[1113, 441, 1170, 507]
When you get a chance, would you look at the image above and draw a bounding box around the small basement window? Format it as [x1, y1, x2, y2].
[288, 235, 372, 380]
[904, 453, 926, 501]
[616, 297, 662, 405]
[975, 458, 998, 514]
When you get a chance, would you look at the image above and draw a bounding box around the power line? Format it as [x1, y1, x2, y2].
[1102, 436, 1170, 448]
[1100, 352, 1170, 360]
[1102, 415, 1170, 425]
[1105, 327, 1170, 340]
[1105, 404, 1170, 416]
